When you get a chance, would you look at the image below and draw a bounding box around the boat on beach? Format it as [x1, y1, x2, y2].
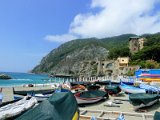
[13, 88, 54, 96]
[13, 87, 55, 102]
[139, 83, 160, 93]
[16, 92, 79, 120]
[129, 93, 159, 111]
[74, 90, 108, 104]
[105, 85, 121, 95]
[87, 84, 100, 90]
[95, 80, 119, 85]
[119, 83, 146, 94]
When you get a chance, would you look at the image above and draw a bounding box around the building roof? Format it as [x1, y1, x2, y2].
[129, 36, 140, 40]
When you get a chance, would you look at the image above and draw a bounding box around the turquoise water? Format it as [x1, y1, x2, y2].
[0, 72, 56, 87]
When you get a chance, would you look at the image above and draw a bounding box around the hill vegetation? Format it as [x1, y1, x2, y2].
[32, 33, 160, 76]
[32, 34, 136, 75]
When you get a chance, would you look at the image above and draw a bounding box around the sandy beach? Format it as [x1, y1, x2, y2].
[79, 93, 160, 114]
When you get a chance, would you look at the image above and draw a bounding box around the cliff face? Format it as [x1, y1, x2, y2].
[32, 34, 136, 77]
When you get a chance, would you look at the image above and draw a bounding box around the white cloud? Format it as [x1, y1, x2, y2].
[45, 0, 160, 42]
[44, 34, 77, 43]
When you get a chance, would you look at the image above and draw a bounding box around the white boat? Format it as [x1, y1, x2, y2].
[120, 83, 146, 94]
[0, 96, 37, 119]
[34, 93, 52, 101]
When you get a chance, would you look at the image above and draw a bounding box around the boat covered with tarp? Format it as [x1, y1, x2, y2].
[105, 85, 121, 95]
[87, 84, 100, 90]
[120, 83, 146, 94]
[129, 93, 159, 111]
[74, 90, 108, 104]
[16, 91, 79, 120]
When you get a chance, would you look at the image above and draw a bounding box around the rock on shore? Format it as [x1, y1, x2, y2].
[0, 74, 12, 79]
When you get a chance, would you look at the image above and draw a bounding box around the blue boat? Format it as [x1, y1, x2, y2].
[120, 83, 146, 94]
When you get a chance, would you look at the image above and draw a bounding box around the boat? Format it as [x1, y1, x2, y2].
[119, 76, 136, 85]
[87, 84, 100, 90]
[13, 88, 54, 96]
[129, 93, 159, 111]
[94, 80, 119, 85]
[119, 83, 146, 94]
[79, 109, 153, 120]
[74, 90, 108, 104]
[16, 92, 79, 120]
[55, 88, 70, 93]
[71, 84, 86, 91]
[70, 81, 90, 87]
[0, 96, 37, 120]
[105, 85, 121, 95]
[139, 83, 160, 93]
[138, 74, 160, 82]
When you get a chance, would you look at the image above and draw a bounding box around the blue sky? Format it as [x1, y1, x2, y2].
[0, 0, 91, 72]
[0, 0, 160, 72]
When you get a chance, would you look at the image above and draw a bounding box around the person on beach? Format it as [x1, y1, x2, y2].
[0, 88, 3, 104]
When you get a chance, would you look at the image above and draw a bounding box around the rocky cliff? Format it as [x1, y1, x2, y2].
[32, 34, 136, 77]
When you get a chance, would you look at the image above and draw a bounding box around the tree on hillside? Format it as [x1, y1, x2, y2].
[132, 45, 160, 62]
[108, 47, 130, 59]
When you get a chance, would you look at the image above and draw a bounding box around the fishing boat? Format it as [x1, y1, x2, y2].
[70, 81, 90, 87]
[139, 83, 160, 93]
[13, 88, 54, 96]
[71, 84, 86, 91]
[0, 96, 37, 120]
[129, 93, 159, 111]
[120, 81, 134, 85]
[87, 84, 100, 90]
[138, 74, 160, 82]
[119, 83, 146, 94]
[16, 92, 79, 120]
[105, 85, 121, 95]
[95, 80, 119, 85]
[74, 90, 108, 104]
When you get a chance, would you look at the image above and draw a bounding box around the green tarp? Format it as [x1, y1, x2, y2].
[16, 91, 78, 120]
[105, 85, 121, 94]
[129, 93, 159, 106]
[154, 111, 160, 120]
[80, 90, 108, 98]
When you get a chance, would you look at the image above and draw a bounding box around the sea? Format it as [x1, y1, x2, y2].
[0, 72, 58, 87]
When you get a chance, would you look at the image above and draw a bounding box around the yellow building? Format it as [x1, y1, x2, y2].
[117, 57, 129, 68]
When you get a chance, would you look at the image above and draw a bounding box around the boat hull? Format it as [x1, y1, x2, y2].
[75, 96, 103, 104]
[120, 84, 146, 94]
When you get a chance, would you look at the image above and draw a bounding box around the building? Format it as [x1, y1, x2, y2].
[129, 37, 145, 54]
[117, 57, 129, 68]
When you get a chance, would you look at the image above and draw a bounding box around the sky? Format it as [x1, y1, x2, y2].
[0, 0, 160, 72]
